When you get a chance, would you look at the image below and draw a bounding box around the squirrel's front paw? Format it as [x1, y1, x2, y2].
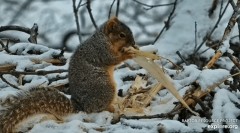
[121, 47, 136, 59]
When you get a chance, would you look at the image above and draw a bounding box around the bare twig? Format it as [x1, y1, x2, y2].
[0, 25, 31, 34]
[187, 95, 209, 111]
[0, 74, 20, 90]
[196, 0, 229, 54]
[237, 16, 240, 42]
[72, 0, 82, 43]
[171, 71, 240, 115]
[160, 56, 181, 70]
[221, 1, 240, 42]
[77, 0, 87, 9]
[121, 113, 171, 120]
[205, 50, 222, 68]
[116, 0, 120, 17]
[86, 0, 98, 30]
[219, 0, 224, 16]
[152, 0, 177, 45]
[28, 23, 38, 44]
[231, 71, 240, 77]
[194, 22, 198, 53]
[176, 51, 188, 65]
[199, 43, 219, 55]
[132, 0, 175, 10]
[0, 40, 4, 49]
[0, 69, 68, 77]
[0, 38, 20, 43]
[229, 0, 238, 12]
[0, 39, 11, 53]
[31, 58, 67, 65]
[52, 47, 65, 59]
[187, 95, 211, 118]
[108, 0, 116, 19]
[0, 24, 39, 44]
[5, 40, 11, 53]
[227, 52, 240, 69]
[0, 64, 16, 72]
[204, 0, 240, 68]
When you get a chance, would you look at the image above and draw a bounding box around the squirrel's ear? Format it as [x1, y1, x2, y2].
[105, 17, 119, 33]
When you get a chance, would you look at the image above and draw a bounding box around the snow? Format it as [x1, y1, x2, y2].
[219, 40, 230, 53]
[174, 65, 201, 87]
[197, 69, 230, 91]
[211, 89, 240, 133]
[1, 0, 240, 133]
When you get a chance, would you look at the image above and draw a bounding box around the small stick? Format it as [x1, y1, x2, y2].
[86, 0, 98, 30]
[28, 23, 38, 44]
[0, 74, 20, 90]
[204, 51, 222, 69]
[0, 64, 16, 72]
[227, 52, 240, 69]
[122, 113, 169, 120]
[72, 0, 82, 43]
[116, 0, 120, 17]
[194, 21, 198, 53]
[141, 83, 163, 107]
[176, 51, 188, 65]
[237, 16, 240, 43]
[0, 69, 68, 77]
[195, 0, 229, 53]
[204, 0, 240, 68]
[152, 0, 177, 44]
[31, 58, 66, 65]
[0, 25, 30, 34]
[108, 0, 116, 19]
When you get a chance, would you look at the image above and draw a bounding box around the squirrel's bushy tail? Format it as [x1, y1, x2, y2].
[0, 88, 75, 133]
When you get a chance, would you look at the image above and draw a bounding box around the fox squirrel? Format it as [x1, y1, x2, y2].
[0, 17, 136, 133]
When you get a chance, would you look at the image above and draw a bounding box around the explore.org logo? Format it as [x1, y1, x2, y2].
[182, 118, 238, 129]
[208, 124, 238, 129]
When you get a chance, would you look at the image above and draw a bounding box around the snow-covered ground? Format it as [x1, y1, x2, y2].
[1, 0, 240, 132]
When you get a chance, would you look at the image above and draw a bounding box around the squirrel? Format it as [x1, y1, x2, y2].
[0, 17, 136, 133]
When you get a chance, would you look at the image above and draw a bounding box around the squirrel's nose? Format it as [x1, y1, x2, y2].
[130, 40, 139, 49]
[132, 44, 139, 49]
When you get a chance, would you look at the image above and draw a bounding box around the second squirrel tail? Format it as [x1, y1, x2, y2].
[0, 88, 75, 133]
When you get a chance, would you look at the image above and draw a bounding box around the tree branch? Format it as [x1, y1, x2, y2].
[132, 0, 175, 10]
[121, 113, 170, 120]
[116, 0, 120, 17]
[176, 51, 189, 65]
[196, 0, 229, 54]
[86, 0, 98, 30]
[28, 23, 38, 44]
[0, 23, 38, 44]
[194, 21, 198, 52]
[72, 0, 82, 43]
[152, 0, 177, 45]
[227, 52, 240, 69]
[0, 25, 31, 34]
[0, 39, 11, 53]
[108, 0, 116, 19]
[0, 69, 68, 77]
[0, 74, 20, 90]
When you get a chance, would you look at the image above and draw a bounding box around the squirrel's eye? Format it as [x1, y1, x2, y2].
[119, 32, 126, 38]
